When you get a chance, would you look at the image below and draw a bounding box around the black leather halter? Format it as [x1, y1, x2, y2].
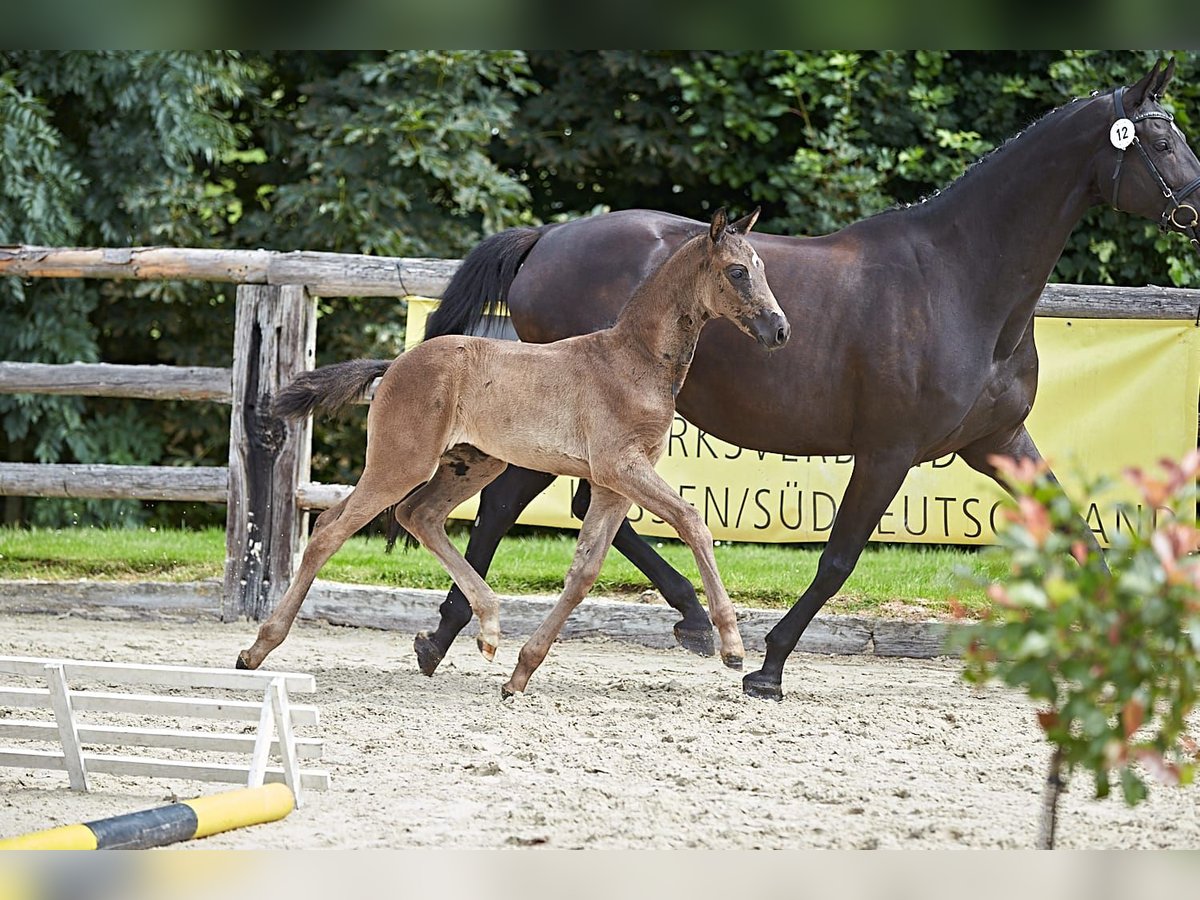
[1111, 86, 1200, 241]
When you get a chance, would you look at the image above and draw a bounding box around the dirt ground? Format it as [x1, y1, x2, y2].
[1, 610, 1198, 850]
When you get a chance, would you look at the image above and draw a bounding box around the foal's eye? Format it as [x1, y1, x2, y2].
[728, 266, 747, 280]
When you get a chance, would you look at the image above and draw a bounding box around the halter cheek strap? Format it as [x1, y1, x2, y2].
[1111, 86, 1200, 234]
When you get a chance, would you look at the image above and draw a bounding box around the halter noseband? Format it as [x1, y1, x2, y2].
[1111, 86, 1200, 239]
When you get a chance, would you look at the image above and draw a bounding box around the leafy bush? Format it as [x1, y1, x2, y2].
[955, 452, 1200, 847]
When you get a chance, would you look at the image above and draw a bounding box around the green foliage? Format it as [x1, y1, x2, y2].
[955, 453, 1200, 808]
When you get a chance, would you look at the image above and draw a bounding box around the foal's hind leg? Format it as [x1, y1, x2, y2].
[502, 486, 632, 697]
[394, 445, 510, 667]
[419, 466, 556, 674]
[237, 464, 429, 670]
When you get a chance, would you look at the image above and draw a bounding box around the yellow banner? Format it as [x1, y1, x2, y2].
[406, 300, 1200, 545]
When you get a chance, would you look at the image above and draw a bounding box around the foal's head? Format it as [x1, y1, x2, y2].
[700, 207, 790, 350]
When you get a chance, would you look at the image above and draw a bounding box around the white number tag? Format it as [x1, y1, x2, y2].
[1110, 118, 1135, 150]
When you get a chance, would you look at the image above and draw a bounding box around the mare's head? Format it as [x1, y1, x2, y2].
[700, 207, 790, 349]
[1098, 59, 1200, 247]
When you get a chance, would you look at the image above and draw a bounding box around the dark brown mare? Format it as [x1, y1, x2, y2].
[412, 61, 1200, 700]
[237, 209, 789, 695]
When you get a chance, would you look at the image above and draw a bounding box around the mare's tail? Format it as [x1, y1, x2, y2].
[273, 359, 392, 420]
[422, 225, 544, 339]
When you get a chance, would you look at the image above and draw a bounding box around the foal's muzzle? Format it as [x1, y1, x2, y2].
[742, 309, 791, 350]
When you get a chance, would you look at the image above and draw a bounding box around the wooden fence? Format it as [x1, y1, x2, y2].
[2, 243, 1199, 622]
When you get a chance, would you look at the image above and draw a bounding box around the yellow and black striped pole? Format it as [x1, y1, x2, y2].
[0, 783, 294, 850]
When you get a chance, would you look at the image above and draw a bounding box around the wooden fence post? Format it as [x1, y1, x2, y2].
[223, 284, 316, 621]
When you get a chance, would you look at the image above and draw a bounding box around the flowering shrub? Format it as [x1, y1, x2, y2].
[954, 451, 1200, 846]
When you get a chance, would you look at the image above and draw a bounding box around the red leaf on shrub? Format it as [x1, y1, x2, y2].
[989, 453, 1048, 486]
[1071, 541, 1089, 565]
[1122, 699, 1145, 737]
[1162, 450, 1200, 496]
[1135, 749, 1180, 785]
[1036, 710, 1059, 732]
[986, 582, 1009, 606]
[1018, 496, 1052, 545]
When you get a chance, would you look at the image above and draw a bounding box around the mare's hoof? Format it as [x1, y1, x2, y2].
[742, 670, 783, 702]
[476, 637, 497, 662]
[413, 632, 444, 677]
[674, 623, 716, 657]
[235, 651, 253, 670]
[500, 684, 518, 700]
[721, 653, 744, 671]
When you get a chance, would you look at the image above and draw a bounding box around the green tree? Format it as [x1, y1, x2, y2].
[0, 51, 253, 526]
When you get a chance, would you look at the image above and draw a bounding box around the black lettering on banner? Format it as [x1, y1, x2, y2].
[753, 489, 772, 529]
[935, 497, 954, 536]
[931, 453, 957, 469]
[962, 497, 984, 539]
[704, 486, 729, 528]
[668, 417, 688, 458]
[812, 492, 837, 532]
[1085, 502, 1109, 544]
[734, 488, 750, 528]
[1115, 504, 1140, 537]
[903, 495, 928, 537]
[988, 500, 1004, 535]
[779, 482, 802, 530]
[724, 444, 742, 461]
[876, 508, 896, 536]
[695, 430, 719, 459]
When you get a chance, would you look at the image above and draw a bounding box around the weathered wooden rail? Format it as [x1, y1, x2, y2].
[1, 241, 1198, 623]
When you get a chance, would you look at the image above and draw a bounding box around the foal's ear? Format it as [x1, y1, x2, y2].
[709, 207, 729, 244]
[730, 207, 760, 235]
[1129, 59, 1164, 107]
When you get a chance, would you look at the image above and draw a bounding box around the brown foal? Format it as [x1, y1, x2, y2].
[236, 207, 789, 695]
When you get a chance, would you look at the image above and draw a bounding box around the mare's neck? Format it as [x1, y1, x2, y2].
[908, 96, 1107, 316]
[607, 238, 710, 391]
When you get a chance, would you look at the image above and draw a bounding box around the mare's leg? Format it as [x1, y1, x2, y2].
[743, 449, 915, 701]
[958, 424, 1109, 569]
[395, 446, 510, 665]
[571, 480, 715, 657]
[598, 460, 745, 669]
[420, 466, 557, 673]
[502, 486, 632, 697]
[237, 464, 428, 670]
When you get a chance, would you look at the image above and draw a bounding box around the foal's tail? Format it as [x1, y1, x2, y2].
[422, 225, 544, 339]
[273, 359, 392, 420]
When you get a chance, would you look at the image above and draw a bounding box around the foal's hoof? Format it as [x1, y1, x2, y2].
[500, 684, 519, 700]
[742, 670, 783, 702]
[673, 623, 716, 657]
[235, 650, 254, 670]
[476, 637, 497, 662]
[721, 652, 744, 671]
[413, 632, 444, 677]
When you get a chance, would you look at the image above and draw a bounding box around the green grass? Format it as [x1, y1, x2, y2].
[0, 526, 1007, 619]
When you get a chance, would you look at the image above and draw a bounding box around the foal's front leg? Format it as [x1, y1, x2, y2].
[602, 460, 745, 670]
[502, 486, 632, 697]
